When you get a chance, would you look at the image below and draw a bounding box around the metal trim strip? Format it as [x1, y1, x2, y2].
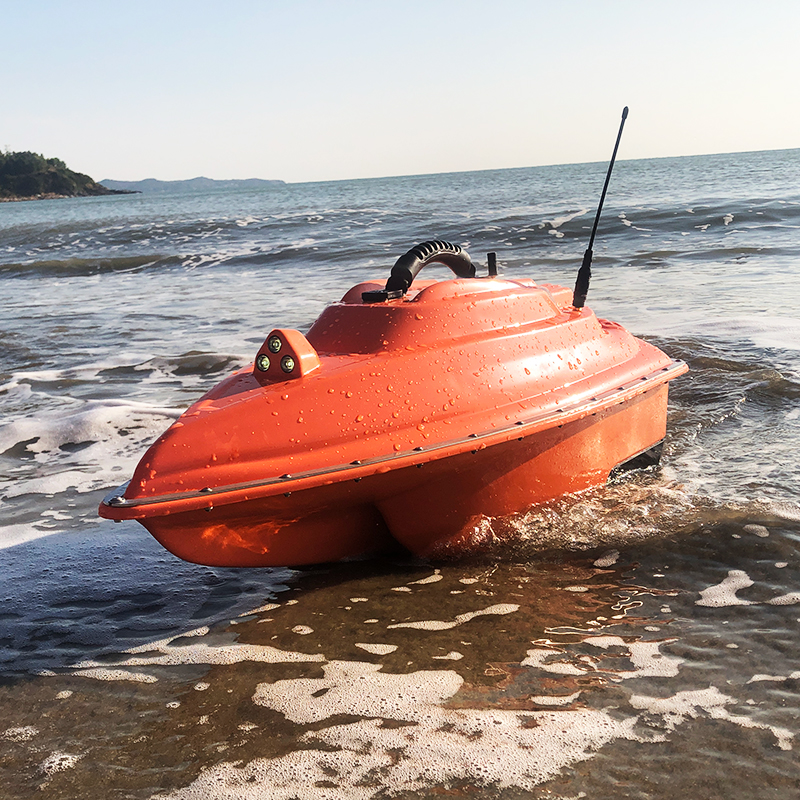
[103, 359, 686, 510]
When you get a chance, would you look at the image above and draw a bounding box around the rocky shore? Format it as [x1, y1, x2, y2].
[0, 151, 134, 203]
[0, 188, 134, 203]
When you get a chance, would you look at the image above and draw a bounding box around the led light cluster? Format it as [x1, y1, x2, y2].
[256, 336, 296, 374]
[254, 329, 322, 383]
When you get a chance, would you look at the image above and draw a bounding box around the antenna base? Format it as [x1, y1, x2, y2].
[572, 248, 593, 308]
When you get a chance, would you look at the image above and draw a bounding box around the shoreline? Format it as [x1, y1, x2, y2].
[0, 189, 137, 203]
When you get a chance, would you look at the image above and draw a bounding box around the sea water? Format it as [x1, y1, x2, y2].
[1, 149, 799, 798]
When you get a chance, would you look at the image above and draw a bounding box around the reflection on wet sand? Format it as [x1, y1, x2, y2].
[4, 531, 797, 800]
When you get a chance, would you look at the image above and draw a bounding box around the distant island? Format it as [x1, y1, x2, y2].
[0, 151, 286, 202]
[0, 150, 128, 202]
[100, 177, 285, 193]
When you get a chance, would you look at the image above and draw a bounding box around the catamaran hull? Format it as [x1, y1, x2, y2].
[120, 385, 669, 566]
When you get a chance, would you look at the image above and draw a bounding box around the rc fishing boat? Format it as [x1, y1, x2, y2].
[99, 108, 687, 566]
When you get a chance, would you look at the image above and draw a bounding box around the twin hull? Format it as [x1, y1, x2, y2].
[100, 277, 686, 566]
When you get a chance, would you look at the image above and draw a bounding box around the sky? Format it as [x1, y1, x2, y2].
[3, 0, 799, 183]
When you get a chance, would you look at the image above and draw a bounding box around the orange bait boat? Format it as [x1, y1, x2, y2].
[99, 109, 687, 566]
[99, 240, 685, 566]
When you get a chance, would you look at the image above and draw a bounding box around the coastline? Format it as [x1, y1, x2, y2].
[0, 189, 137, 203]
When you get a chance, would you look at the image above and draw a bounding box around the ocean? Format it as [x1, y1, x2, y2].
[1, 148, 798, 798]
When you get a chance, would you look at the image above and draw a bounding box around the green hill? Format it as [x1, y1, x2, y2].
[0, 150, 125, 201]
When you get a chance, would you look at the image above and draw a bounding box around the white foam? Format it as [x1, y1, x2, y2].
[0, 398, 177, 466]
[354, 643, 398, 656]
[71, 668, 159, 683]
[126, 627, 209, 650]
[0, 397, 182, 547]
[629, 686, 731, 718]
[628, 642, 681, 677]
[748, 670, 800, 684]
[162, 705, 638, 798]
[3, 726, 38, 742]
[522, 637, 682, 680]
[0, 522, 65, 549]
[387, 604, 519, 631]
[544, 208, 588, 230]
[71, 627, 323, 679]
[521, 649, 586, 676]
[769, 500, 800, 522]
[3, 468, 101, 499]
[171, 660, 649, 798]
[243, 603, 280, 616]
[530, 691, 581, 707]
[629, 687, 794, 750]
[40, 752, 83, 775]
[410, 571, 443, 585]
[253, 661, 462, 725]
[432, 652, 463, 661]
[696, 570, 754, 607]
[75, 642, 324, 671]
[767, 592, 800, 606]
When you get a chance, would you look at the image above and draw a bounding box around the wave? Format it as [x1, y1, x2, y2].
[97, 350, 247, 379]
[0, 254, 184, 277]
[0, 397, 181, 549]
[2, 193, 798, 281]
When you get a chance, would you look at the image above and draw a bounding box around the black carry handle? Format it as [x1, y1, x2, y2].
[363, 240, 475, 303]
[572, 106, 629, 308]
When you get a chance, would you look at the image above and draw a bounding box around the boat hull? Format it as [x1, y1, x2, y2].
[131, 385, 668, 566]
[99, 273, 687, 567]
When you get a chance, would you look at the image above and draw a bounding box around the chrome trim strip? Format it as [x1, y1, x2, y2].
[103, 360, 686, 510]
[103, 481, 130, 508]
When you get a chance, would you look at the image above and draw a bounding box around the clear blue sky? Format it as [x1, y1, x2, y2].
[4, 0, 798, 183]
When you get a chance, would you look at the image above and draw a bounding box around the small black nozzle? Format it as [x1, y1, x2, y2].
[487, 252, 498, 277]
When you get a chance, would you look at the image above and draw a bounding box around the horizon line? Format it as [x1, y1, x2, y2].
[101, 145, 799, 187]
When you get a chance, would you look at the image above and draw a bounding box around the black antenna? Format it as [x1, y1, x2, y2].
[572, 106, 629, 308]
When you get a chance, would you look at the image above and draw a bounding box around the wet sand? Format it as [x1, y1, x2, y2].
[3, 503, 799, 799]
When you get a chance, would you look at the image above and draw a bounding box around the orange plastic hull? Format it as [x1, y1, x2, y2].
[137, 387, 668, 566]
[100, 275, 686, 566]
